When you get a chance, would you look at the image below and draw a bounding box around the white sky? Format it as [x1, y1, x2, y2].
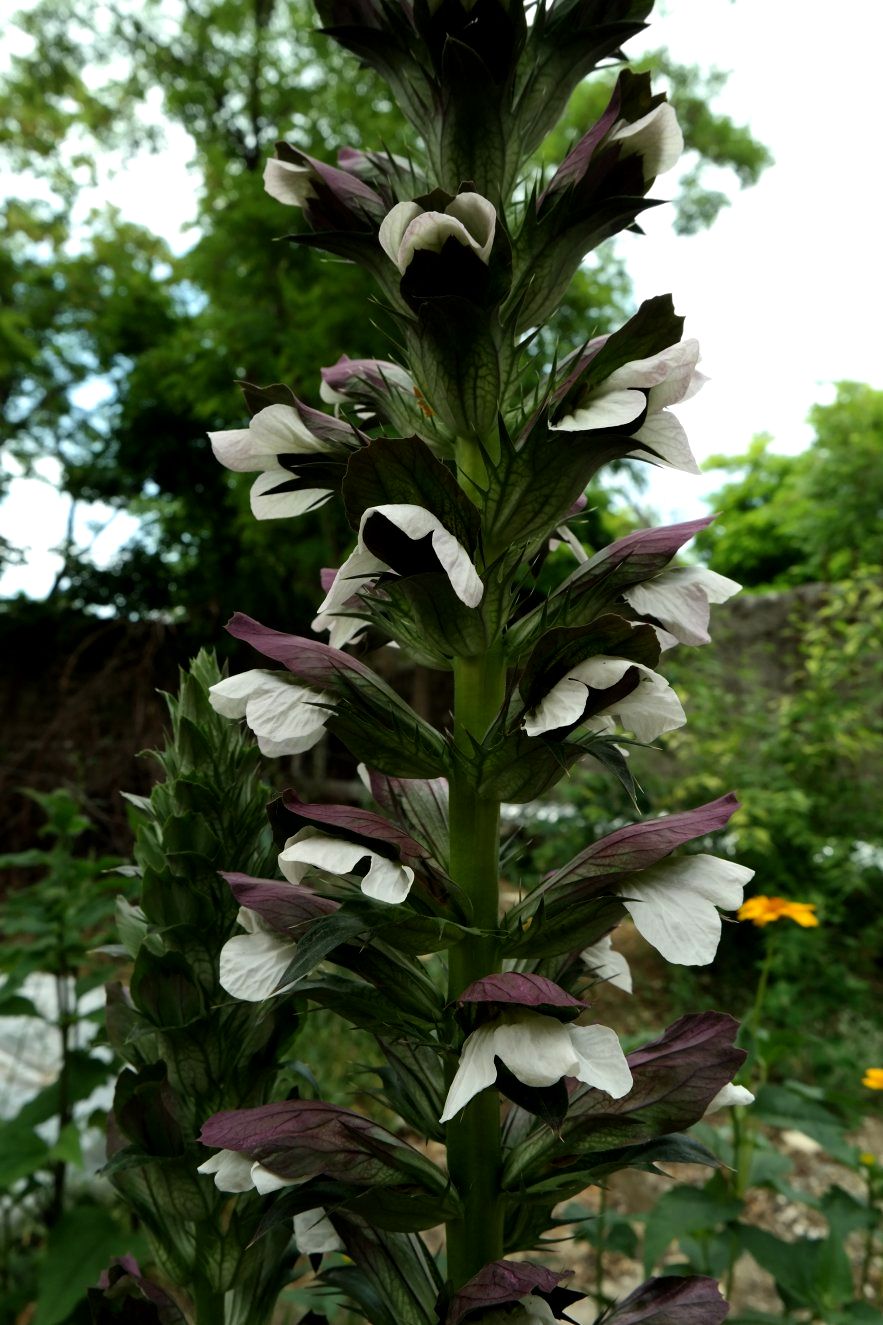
[3, 0, 882, 596]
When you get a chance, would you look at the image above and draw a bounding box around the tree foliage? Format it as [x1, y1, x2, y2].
[2, 0, 770, 633]
[695, 382, 883, 588]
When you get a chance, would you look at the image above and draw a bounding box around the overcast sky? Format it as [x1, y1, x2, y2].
[2, 0, 881, 596]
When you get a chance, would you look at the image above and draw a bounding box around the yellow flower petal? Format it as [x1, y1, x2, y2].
[737, 895, 819, 927]
[862, 1068, 883, 1090]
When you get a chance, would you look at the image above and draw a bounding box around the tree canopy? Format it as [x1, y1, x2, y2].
[695, 382, 883, 588]
[2, 0, 771, 635]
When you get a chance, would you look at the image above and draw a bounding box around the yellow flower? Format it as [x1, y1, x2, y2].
[863, 1068, 883, 1090]
[859, 1152, 878, 1167]
[737, 895, 819, 928]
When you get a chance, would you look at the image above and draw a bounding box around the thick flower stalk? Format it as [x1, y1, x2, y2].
[157, 3, 759, 1323]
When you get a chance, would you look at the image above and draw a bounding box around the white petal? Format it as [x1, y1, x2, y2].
[279, 829, 370, 884]
[622, 853, 755, 965]
[244, 678, 330, 756]
[587, 665, 685, 742]
[208, 669, 277, 719]
[294, 1208, 343, 1254]
[623, 566, 740, 646]
[319, 378, 347, 404]
[533, 656, 685, 744]
[322, 613, 369, 650]
[440, 1025, 499, 1122]
[492, 1012, 579, 1087]
[198, 1149, 255, 1192]
[233, 905, 264, 934]
[313, 541, 388, 625]
[704, 1083, 755, 1115]
[581, 935, 633, 993]
[251, 1162, 298, 1194]
[378, 200, 423, 267]
[513, 1298, 558, 1325]
[609, 101, 683, 179]
[209, 427, 265, 473]
[604, 341, 700, 408]
[363, 504, 483, 607]
[444, 192, 496, 262]
[249, 470, 333, 521]
[645, 341, 702, 413]
[523, 676, 591, 736]
[219, 928, 298, 1002]
[361, 855, 414, 905]
[624, 577, 712, 646]
[249, 403, 326, 453]
[263, 157, 315, 206]
[628, 411, 699, 474]
[676, 565, 742, 605]
[568, 1023, 633, 1098]
[551, 387, 646, 433]
[652, 626, 681, 652]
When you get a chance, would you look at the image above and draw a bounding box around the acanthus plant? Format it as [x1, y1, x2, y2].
[136, 0, 756, 1321]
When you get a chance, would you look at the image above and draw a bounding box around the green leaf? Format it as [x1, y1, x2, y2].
[130, 949, 206, 1028]
[502, 893, 626, 959]
[473, 730, 586, 803]
[483, 421, 633, 553]
[324, 1216, 442, 1325]
[753, 1082, 852, 1161]
[34, 1203, 135, 1325]
[362, 572, 489, 666]
[275, 909, 377, 989]
[47, 1120, 84, 1168]
[406, 298, 504, 441]
[331, 679, 448, 780]
[15, 1050, 114, 1129]
[0, 1121, 50, 1185]
[115, 896, 148, 959]
[643, 1184, 742, 1274]
[736, 1223, 854, 1313]
[342, 434, 479, 549]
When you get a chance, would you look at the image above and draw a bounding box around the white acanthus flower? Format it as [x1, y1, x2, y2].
[608, 101, 684, 181]
[263, 157, 315, 207]
[622, 566, 741, 646]
[620, 853, 755, 965]
[704, 1082, 755, 1116]
[551, 340, 706, 475]
[523, 655, 686, 743]
[379, 193, 496, 273]
[312, 503, 483, 649]
[219, 907, 299, 1003]
[197, 1148, 298, 1195]
[209, 404, 334, 521]
[293, 1207, 343, 1255]
[480, 1299, 558, 1325]
[208, 669, 331, 757]
[279, 827, 414, 905]
[439, 1010, 632, 1123]
[581, 934, 633, 993]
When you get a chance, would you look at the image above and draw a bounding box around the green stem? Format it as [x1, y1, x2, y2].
[594, 1184, 608, 1311]
[733, 934, 776, 1201]
[193, 1281, 226, 1324]
[444, 467, 508, 1287]
[858, 1170, 877, 1299]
